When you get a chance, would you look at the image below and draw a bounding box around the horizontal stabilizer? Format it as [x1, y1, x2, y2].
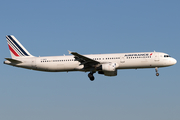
[5, 58, 22, 63]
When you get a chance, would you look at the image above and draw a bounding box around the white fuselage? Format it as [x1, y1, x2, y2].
[4, 35, 177, 80]
[4, 52, 177, 72]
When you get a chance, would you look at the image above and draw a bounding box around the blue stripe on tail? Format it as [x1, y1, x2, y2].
[7, 35, 29, 56]
[6, 37, 24, 56]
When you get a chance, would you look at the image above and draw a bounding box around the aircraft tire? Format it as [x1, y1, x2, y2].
[156, 73, 159, 76]
[88, 73, 95, 81]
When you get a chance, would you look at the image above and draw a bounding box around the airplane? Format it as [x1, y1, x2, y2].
[4, 35, 177, 81]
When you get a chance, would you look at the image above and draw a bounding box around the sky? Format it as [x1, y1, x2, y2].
[0, 0, 180, 120]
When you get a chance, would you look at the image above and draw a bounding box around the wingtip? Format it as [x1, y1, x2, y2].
[68, 50, 72, 54]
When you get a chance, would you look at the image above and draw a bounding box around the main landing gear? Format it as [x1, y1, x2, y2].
[88, 72, 95, 81]
[155, 67, 159, 76]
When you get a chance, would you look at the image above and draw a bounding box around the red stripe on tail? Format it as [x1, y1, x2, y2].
[8, 44, 20, 57]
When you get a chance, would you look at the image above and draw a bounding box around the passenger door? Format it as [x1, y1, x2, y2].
[154, 53, 159, 61]
[32, 58, 37, 69]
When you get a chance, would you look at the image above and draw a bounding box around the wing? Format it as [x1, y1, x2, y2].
[68, 50, 100, 68]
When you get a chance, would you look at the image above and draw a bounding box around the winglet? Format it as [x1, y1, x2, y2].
[68, 50, 72, 54]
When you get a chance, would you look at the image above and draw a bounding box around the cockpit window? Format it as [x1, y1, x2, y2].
[164, 55, 171, 57]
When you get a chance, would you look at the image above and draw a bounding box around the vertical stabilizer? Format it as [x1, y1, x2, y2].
[6, 35, 34, 58]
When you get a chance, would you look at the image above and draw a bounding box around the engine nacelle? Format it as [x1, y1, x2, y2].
[99, 63, 117, 76]
[103, 70, 117, 76]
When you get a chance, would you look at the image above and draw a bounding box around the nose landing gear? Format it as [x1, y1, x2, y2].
[155, 67, 159, 76]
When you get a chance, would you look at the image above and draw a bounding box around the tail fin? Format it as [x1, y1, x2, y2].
[6, 35, 34, 58]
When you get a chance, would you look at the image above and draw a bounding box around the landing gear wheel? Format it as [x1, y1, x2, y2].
[88, 73, 95, 81]
[90, 76, 95, 81]
[156, 73, 159, 76]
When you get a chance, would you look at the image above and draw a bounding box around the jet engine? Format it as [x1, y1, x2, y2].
[98, 63, 117, 76]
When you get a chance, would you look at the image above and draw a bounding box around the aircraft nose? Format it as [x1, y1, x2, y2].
[172, 58, 177, 65]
